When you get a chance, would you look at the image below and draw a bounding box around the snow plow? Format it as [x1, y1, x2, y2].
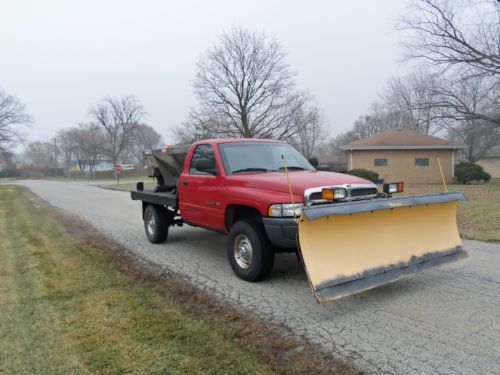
[298, 192, 467, 302]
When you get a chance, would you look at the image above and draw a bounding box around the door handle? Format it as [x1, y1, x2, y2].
[182, 181, 188, 187]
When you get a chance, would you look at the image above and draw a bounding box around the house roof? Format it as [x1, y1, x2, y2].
[340, 128, 467, 150]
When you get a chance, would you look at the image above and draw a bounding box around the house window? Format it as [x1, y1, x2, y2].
[374, 158, 388, 166]
[415, 158, 429, 167]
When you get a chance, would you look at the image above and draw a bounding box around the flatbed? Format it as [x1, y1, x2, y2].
[131, 189, 177, 207]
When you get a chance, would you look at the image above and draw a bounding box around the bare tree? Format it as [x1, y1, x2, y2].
[56, 128, 76, 170]
[68, 123, 106, 172]
[23, 141, 53, 167]
[399, 0, 500, 77]
[381, 70, 446, 134]
[90, 96, 145, 166]
[126, 123, 164, 165]
[182, 27, 306, 140]
[291, 99, 327, 158]
[0, 87, 33, 150]
[438, 74, 500, 161]
[68, 128, 88, 172]
[432, 74, 500, 127]
[449, 120, 500, 162]
[172, 110, 218, 145]
[327, 101, 409, 154]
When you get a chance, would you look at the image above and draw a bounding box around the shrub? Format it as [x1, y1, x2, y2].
[347, 168, 379, 182]
[454, 162, 491, 184]
[0, 168, 21, 178]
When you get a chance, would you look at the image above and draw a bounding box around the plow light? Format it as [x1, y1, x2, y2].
[383, 182, 404, 194]
[322, 188, 347, 200]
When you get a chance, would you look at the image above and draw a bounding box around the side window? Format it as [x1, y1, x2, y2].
[415, 158, 429, 167]
[374, 158, 388, 166]
[189, 144, 217, 175]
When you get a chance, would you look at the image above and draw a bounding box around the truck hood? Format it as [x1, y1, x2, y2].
[228, 171, 375, 196]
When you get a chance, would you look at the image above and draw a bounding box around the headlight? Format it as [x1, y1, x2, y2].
[268, 203, 304, 217]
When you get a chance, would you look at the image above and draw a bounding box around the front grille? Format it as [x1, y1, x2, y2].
[309, 188, 377, 200]
[309, 192, 323, 201]
[305, 185, 379, 205]
[350, 188, 378, 197]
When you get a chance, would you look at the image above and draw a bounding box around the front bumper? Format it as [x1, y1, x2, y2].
[262, 217, 298, 250]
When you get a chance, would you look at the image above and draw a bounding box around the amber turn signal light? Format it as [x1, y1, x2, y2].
[322, 189, 334, 200]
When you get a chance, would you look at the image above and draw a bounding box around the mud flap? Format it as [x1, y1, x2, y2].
[298, 193, 468, 303]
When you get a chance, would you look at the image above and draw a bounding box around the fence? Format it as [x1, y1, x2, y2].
[68, 168, 148, 180]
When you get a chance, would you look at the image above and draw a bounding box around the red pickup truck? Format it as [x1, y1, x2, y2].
[132, 139, 379, 277]
[131, 138, 466, 302]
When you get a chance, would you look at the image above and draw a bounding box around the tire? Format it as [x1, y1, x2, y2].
[226, 221, 275, 282]
[144, 204, 169, 244]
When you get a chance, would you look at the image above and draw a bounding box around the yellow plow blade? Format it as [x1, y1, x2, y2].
[298, 193, 468, 303]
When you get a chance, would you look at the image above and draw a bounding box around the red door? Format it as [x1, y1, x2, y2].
[178, 144, 226, 231]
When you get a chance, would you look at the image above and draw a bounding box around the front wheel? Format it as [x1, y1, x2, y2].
[144, 204, 169, 243]
[226, 221, 274, 282]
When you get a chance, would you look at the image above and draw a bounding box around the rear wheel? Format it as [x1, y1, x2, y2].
[226, 221, 274, 281]
[144, 204, 169, 243]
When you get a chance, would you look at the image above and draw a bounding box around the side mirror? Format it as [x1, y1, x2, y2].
[308, 157, 319, 168]
[195, 158, 217, 175]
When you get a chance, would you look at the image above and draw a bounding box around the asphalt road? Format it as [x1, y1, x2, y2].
[10, 180, 500, 374]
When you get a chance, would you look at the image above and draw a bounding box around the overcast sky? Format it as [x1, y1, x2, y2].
[1, 0, 409, 145]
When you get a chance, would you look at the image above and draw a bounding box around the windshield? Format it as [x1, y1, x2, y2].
[218, 142, 315, 174]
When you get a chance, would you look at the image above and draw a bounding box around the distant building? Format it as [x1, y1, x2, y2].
[0, 156, 7, 172]
[477, 146, 500, 178]
[340, 128, 467, 184]
[70, 160, 114, 172]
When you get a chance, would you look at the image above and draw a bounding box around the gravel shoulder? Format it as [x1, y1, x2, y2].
[9, 180, 500, 375]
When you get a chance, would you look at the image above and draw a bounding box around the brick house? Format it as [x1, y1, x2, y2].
[477, 146, 500, 178]
[340, 128, 467, 183]
[0, 156, 7, 172]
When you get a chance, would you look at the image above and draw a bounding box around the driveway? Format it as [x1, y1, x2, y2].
[10, 180, 500, 374]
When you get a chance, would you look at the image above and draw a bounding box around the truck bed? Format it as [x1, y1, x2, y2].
[130, 189, 178, 208]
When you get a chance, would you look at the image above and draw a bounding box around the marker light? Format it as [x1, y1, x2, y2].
[383, 182, 404, 194]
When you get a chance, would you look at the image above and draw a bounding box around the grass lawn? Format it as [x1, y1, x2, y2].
[404, 179, 500, 242]
[0, 186, 355, 375]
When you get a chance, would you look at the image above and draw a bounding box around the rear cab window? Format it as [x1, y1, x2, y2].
[189, 144, 218, 175]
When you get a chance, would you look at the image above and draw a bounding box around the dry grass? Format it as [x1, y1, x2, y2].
[404, 179, 500, 242]
[0, 186, 359, 375]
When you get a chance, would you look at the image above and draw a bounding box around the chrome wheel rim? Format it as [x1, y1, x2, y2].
[146, 214, 156, 236]
[233, 234, 253, 269]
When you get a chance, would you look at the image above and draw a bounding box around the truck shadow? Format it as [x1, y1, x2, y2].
[160, 225, 449, 305]
[165, 226, 308, 280]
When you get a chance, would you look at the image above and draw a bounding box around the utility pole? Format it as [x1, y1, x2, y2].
[53, 137, 58, 169]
